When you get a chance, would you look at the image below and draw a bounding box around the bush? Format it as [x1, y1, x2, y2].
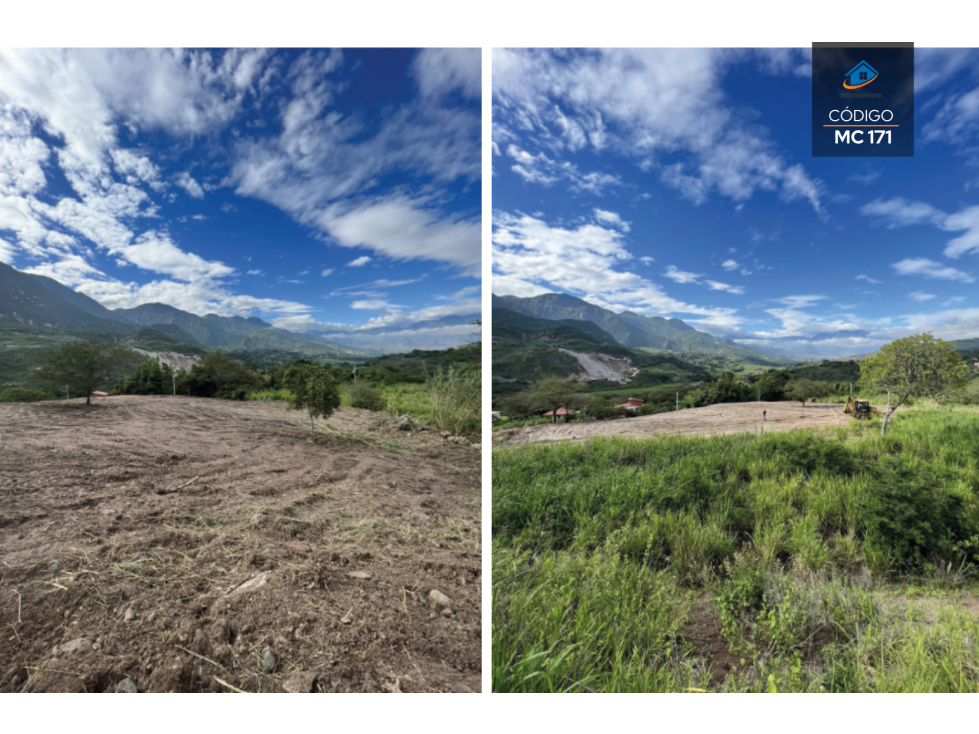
[858, 457, 978, 571]
[429, 366, 480, 436]
[0, 387, 51, 403]
[346, 382, 384, 411]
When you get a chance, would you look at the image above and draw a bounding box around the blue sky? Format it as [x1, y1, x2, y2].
[0, 48, 480, 350]
[493, 49, 979, 358]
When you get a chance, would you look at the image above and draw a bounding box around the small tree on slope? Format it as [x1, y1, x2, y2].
[38, 340, 137, 405]
[860, 333, 967, 435]
[283, 362, 341, 437]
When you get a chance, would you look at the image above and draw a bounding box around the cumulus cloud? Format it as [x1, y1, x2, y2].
[593, 208, 630, 232]
[347, 256, 371, 267]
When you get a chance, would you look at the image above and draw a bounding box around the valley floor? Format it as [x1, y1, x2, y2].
[0, 396, 481, 692]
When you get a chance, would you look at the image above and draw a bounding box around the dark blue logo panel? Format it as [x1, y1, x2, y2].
[812, 42, 914, 157]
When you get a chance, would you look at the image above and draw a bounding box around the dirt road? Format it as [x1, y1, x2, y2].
[0, 396, 480, 692]
[494, 401, 855, 446]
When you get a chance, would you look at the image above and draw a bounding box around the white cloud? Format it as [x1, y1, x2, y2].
[347, 256, 372, 267]
[175, 171, 204, 199]
[910, 291, 936, 301]
[320, 268, 334, 277]
[247, 269, 263, 276]
[320, 195, 480, 276]
[639, 256, 654, 265]
[704, 280, 745, 295]
[412, 48, 480, 100]
[663, 265, 702, 284]
[722, 259, 739, 271]
[893, 257, 975, 283]
[856, 274, 882, 284]
[861, 197, 946, 227]
[493, 48, 823, 211]
[593, 208, 630, 232]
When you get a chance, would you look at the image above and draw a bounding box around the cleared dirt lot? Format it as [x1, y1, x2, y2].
[494, 401, 857, 446]
[0, 396, 480, 692]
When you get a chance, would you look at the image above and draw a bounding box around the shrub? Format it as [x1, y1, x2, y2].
[0, 387, 51, 403]
[857, 456, 978, 571]
[346, 382, 384, 411]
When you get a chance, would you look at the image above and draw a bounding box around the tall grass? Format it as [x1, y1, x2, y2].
[493, 411, 979, 692]
[428, 366, 481, 437]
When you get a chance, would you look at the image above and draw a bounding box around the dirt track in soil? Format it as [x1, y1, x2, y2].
[0, 396, 481, 693]
[494, 401, 858, 447]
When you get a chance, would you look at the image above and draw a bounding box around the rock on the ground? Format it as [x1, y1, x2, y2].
[429, 589, 453, 613]
[261, 649, 277, 674]
[395, 415, 417, 432]
[123, 607, 136, 622]
[347, 570, 372, 580]
[116, 678, 138, 693]
[283, 670, 317, 693]
[52, 638, 92, 657]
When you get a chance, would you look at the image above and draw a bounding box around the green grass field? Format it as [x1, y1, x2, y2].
[493, 410, 979, 692]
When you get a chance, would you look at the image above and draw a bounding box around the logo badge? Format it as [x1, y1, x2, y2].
[843, 61, 878, 89]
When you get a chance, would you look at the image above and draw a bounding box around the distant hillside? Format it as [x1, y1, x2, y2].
[493, 306, 709, 399]
[0, 262, 134, 333]
[361, 343, 481, 375]
[494, 292, 792, 365]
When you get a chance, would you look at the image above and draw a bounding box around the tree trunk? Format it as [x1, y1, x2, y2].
[880, 408, 895, 436]
[86, 394, 91, 405]
[310, 412, 315, 437]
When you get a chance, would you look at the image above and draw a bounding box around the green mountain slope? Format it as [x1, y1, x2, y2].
[0, 262, 133, 333]
[494, 292, 792, 364]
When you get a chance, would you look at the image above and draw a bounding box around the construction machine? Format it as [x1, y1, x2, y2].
[843, 396, 886, 420]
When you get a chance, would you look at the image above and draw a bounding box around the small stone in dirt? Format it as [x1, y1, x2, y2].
[93, 641, 102, 651]
[429, 589, 453, 613]
[261, 649, 277, 674]
[441, 608, 454, 618]
[347, 570, 372, 580]
[116, 678, 138, 693]
[123, 607, 136, 622]
[53, 638, 92, 657]
[282, 670, 317, 693]
[340, 611, 353, 625]
[440, 431, 451, 439]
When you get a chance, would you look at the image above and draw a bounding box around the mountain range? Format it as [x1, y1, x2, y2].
[493, 292, 792, 364]
[0, 262, 373, 359]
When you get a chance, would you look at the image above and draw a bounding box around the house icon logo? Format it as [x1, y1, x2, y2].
[843, 60, 878, 89]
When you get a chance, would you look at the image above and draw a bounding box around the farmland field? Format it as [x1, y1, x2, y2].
[0, 396, 480, 692]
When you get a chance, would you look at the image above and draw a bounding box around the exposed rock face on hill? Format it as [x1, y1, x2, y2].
[131, 349, 201, 372]
[557, 348, 639, 383]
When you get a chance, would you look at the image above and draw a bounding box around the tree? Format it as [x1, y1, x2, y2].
[514, 377, 585, 423]
[37, 340, 138, 405]
[283, 362, 342, 437]
[860, 333, 968, 435]
[785, 380, 831, 407]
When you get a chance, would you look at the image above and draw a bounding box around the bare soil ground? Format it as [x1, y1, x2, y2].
[494, 401, 858, 447]
[0, 396, 480, 693]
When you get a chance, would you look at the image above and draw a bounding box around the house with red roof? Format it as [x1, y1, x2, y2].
[614, 397, 643, 411]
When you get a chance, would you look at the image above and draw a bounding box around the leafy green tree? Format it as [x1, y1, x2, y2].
[283, 362, 342, 437]
[176, 351, 260, 399]
[860, 333, 968, 435]
[37, 340, 138, 405]
[115, 357, 174, 396]
[785, 380, 831, 407]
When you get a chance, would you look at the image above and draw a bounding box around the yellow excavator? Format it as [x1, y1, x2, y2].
[843, 396, 886, 420]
